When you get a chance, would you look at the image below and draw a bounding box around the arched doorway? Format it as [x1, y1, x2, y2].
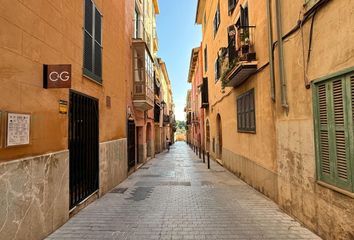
[206, 119, 210, 153]
[216, 114, 222, 160]
[146, 123, 152, 158]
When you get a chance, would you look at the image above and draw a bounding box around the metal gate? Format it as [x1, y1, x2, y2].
[127, 120, 136, 171]
[69, 91, 99, 209]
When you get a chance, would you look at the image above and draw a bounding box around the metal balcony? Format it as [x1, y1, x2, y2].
[222, 26, 257, 88]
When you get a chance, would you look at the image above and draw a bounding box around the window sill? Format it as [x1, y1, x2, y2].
[237, 130, 256, 134]
[317, 181, 354, 199]
[83, 69, 103, 86]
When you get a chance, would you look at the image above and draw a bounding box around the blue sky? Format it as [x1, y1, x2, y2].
[156, 0, 201, 121]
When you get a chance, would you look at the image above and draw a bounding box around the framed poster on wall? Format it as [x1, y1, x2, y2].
[6, 112, 31, 147]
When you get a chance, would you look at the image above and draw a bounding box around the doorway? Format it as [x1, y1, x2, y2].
[127, 120, 136, 171]
[69, 91, 99, 209]
[216, 114, 223, 160]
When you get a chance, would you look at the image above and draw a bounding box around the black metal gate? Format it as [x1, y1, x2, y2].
[127, 120, 136, 171]
[69, 91, 99, 209]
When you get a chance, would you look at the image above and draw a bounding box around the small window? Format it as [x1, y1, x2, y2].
[228, 0, 237, 14]
[313, 70, 354, 193]
[134, 8, 140, 39]
[213, 2, 220, 36]
[84, 0, 102, 83]
[237, 89, 255, 133]
[204, 46, 208, 73]
[214, 56, 220, 82]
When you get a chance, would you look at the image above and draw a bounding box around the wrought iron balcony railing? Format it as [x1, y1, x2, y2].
[220, 25, 258, 88]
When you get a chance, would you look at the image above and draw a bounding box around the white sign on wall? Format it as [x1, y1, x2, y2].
[7, 113, 31, 147]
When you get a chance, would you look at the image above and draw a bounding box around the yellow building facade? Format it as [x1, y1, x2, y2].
[196, 0, 354, 239]
[0, 0, 131, 239]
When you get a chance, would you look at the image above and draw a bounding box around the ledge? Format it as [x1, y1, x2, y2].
[317, 181, 354, 199]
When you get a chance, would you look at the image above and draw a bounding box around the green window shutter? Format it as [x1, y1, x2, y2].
[317, 83, 331, 178]
[315, 74, 354, 192]
[331, 79, 351, 190]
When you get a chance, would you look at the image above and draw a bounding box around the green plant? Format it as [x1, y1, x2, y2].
[220, 58, 239, 90]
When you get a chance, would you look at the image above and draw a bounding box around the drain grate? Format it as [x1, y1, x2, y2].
[110, 188, 128, 194]
[126, 187, 154, 201]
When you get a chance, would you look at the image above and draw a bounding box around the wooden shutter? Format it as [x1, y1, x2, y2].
[332, 79, 350, 186]
[94, 8, 102, 78]
[316, 77, 353, 191]
[228, 25, 237, 64]
[228, 0, 236, 14]
[317, 83, 331, 177]
[84, 0, 93, 72]
[204, 46, 208, 73]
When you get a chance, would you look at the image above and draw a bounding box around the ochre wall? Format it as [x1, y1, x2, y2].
[0, 0, 127, 162]
[274, 0, 354, 239]
[201, 0, 277, 197]
[200, 0, 354, 239]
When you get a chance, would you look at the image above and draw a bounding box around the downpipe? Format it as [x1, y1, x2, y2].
[275, 0, 289, 110]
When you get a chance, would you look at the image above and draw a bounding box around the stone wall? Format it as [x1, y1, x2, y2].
[0, 151, 69, 240]
[99, 139, 128, 196]
[277, 120, 354, 239]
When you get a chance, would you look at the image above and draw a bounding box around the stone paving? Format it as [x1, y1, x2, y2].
[47, 142, 321, 240]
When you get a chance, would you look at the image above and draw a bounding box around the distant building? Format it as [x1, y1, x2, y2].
[187, 46, 206, 150]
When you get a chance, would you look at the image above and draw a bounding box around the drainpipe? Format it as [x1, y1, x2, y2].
[266, 0, 275, 102]
[275, 0, 288, 109]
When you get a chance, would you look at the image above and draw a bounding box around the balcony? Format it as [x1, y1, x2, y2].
[163, 114, 170, 125]
[132, 40, 154, 111]
[186, 112, 192, 125]
[153, 27, 159, 52]
[221, 26, 257, 88]
[133, 20, 152, 54]
[154, 103, 161, 123]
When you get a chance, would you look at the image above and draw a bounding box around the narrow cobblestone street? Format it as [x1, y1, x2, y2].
[47, 142, 320, 240]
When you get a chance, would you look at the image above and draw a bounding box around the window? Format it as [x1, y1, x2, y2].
[313, 70, 354, 193]
[84, 0, 102, 82]
[237, 89, 255, 133]
[227, 25, 237, 64]
[214, 56, 220, 82]
[240, 5, 249, 27]
[228, 0, 237, 14]
[204, 46, 208, 73]
[134, 8, 140, 39]
[203, 13, 207, 31]
[213, 2, 220, 36]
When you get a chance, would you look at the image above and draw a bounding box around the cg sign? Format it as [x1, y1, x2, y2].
[43, 64, 72, 89]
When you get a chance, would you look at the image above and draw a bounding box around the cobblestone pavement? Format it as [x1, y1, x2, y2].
[47, 142, 321, 240]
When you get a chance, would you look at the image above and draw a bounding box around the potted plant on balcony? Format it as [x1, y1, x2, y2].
[240, 28, 250, 55]
[220, 57, 239, 92]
